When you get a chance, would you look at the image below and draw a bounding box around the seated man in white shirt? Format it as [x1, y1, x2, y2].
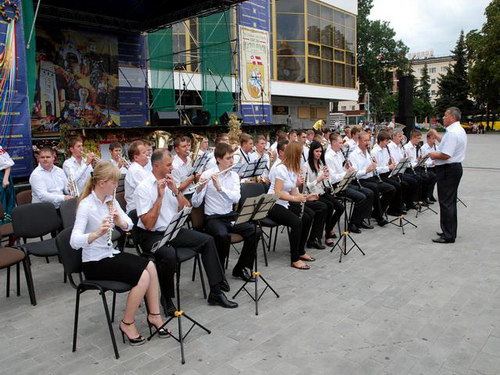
[172, 136, 199, 195]
[30, 147, 73, 208]
[143, 139, 153, 172]
[192, 143, 261, 282]
[108, 142, 129, 175]
[297, 130, 309, 165]
[234, 133, 254, 169]
[62, 136, 94, 195]
[124, 140, 150, 213]
[420, 131, 438, 201]
[205, 133, 229, 170]
[134, 148, 237, 315]
[252, 135, 273, 185]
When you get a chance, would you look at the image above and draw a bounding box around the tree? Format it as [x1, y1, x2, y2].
[357, 0, 409, 121]
[435, 31, 474, 117]
[466, 0, 500, 128]
[414, 62, 434, 122]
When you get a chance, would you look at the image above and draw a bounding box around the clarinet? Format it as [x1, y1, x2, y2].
[367, 148, 382, 183]
[318, 160, 333, 194]
[106, 188, 116, 247]
[299, 168, 308, 219]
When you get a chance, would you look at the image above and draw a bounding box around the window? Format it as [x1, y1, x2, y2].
[341, 106, 346, 110]
[351, 105, 355, 110]
[277, 14, 305, 40]
[441, 66, 448, 72]
[429, 67, 436, 73]
[431, 90, 436, 95]
[172, 20, 199, 72]
[431, 79, 436, 84]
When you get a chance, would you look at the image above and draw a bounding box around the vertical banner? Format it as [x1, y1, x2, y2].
[0, 0, 33, 177]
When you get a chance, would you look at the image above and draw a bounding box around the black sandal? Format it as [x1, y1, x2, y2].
[119, 320, 146, 346]
[147, 313, 170, 339]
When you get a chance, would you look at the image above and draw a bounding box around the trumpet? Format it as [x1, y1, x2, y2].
[191, 133, 204, 168]
[185, 165, 233, 194]
[106, 188, 116, 247]
[68, 171, 79, 197]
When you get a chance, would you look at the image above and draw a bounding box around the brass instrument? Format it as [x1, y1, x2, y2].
[106, 188, 116, 247]
[152, 130, 172, 149]
[190, 133, 204, 167]
[68, 171, 79, 197]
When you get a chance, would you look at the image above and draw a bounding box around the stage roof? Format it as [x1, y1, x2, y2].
[37, 0, 247, 32]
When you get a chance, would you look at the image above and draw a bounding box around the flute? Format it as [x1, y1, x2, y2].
[187, 165, 233, 193]
[106, 188, 116, 247]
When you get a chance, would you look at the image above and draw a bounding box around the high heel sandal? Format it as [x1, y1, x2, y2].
[147, 313, 170, 339]
[119, 320, 146, 346]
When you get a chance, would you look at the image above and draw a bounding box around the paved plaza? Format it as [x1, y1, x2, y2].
[1, 134, 500, 375]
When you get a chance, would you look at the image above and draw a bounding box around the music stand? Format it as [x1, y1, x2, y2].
[329, 171, 365, 263]
[192, 152, 209, 175]
[232, 193, 280, 315]
[413, 155, 438, 217]
[387, 158, 418, 234]
[239, 159, 268, 180]
[147, 206, 211, 364]
[232, 163, 248, 178]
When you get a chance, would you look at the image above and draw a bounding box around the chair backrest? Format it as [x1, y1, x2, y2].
[16, 190, 32, 206]
[239, 183, 267, 210]
[56, 227, 82, 288]
[12, 202, 62, 238]
[190, 206, 205, 231]
[116, 191, 126, 212]
[60, 198, 78, 228]
[128, 209, 145, 256]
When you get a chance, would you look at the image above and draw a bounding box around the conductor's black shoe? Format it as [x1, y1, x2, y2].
[348, 224, 362, 233]
[220, 279, 230, 292]
[432, 237, 455, 244]
[232, 267, 256, 282]
[406, 203, 418, 210]
[307, 239, 326, 250]
[208, 292, 238, 308]
[377, 219, 389, 227]
[386, 210, 401, 217]
[436, 232, 444, 237]
[161, 296, 177, 317]
[359, 220, 374, 229]
[429, 196, 437, 202]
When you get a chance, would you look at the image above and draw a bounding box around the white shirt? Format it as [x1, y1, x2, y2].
[325, 149, 347, 184]
[350, 148, 377, 180]
[205, 153, 217, 171]
[110, 158, 128, 175]
[371, 144, 391, 174]
[268, 157, 282, 184]
[421, 142, 437, 167]
[435, 121, 467, 165]
[124, 161, 150, 212]
[268, 164, 297, 208]
[134, 174, 179, 232]
[0, 146, 14, 170]
[346, 138, 358, 151]
[387, 141, 405, 164]
[251, 151, 270, 179]
[145, 158, 152, 172]
[191, 167, 241, 216]
[63, 156, 93, 194]
[172, 154, 194, 191]
[403, 142, 421, 168]
[304, 162, 327, 195]
[301, 146, 309, 166]
[70, 191, 132, 262]
[29, 164, 68, 208]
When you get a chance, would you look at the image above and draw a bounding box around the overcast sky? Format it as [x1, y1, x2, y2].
[369, 0, 491, 56]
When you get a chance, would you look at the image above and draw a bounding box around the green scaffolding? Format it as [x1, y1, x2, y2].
[22, 0, 36, 111]
[147, 29, 176, 113]
[199, 11, 234, 124]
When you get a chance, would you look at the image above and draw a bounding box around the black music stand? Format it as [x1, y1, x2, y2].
[232, 163, 248, 178]
[387, 158, 418, 234]
[239, 159, 268, 180]
[329, 171, 365, 263]
[414, 155, 438, 217]
[232, 194, 280, 315]
[147, 206, 211, 364]
[457, 197, 467, 207]
[192, 152, 209, 175]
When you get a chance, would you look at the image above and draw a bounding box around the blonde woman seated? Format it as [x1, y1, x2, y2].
[70, 161, 167, 346]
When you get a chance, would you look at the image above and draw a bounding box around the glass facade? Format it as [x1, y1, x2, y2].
[172, 20, 200, 72]
[272, 0, 356, 88]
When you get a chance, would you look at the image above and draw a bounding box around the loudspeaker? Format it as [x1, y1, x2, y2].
[153, 111, 180, 126]
[219, 111, 242, 125]
[191, 110, 211, 125]
[395, 76, 414, 137]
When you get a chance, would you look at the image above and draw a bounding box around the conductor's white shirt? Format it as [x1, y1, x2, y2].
[435, 121, 467, 165]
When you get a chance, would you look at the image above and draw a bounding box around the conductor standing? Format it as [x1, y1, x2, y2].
[429, 107, 467, 244]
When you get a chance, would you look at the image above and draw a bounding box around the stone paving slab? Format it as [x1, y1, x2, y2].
[1, 134, 500, 374]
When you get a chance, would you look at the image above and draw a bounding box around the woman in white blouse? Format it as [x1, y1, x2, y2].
[267, 142, 316, 270]
[304, 141, 345, 246]
[70, 162, 167, 346]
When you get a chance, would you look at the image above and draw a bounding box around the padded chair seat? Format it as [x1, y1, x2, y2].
[0, 223, 14, 237]
[22, 237, 58, 257]
[230, 233, 244, 243]
[176, 248, 197, 262]
[260, 218, 278, 227]
[82, 280, 132, 293]
[111, 229, 121, 242]
[0, 247, 25, 268]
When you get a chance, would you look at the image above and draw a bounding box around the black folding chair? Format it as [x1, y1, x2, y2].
[56, 227, 131, 360]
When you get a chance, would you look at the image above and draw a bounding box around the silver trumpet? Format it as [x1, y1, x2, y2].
[106, 188, 116, 247]
[68, 171, 79, 197]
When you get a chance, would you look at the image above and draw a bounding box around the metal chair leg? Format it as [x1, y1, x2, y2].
[73, 288, 81, 353]
[191, 257, 197, 282]
[16, 263, 20, 296]
[6, 266, 10, 297]
[197, 256, 207, 299]
[22, 258, 36, 305]
[111, 292, 117, 323]
[101, 291, 120, 360]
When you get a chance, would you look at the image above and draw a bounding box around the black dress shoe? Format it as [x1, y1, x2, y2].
[207, 292, 238, 308]
[386, 210, 401, 217]
[348, 224, 362, 233]
[406, 203, 418, 210]
[307, 239, 326, 250]
[432, 237, 455, 244]
[429, 197, 437, 202]
[358, 221, 374, 229]
[377, 219, 389, 227]
[220, 279, 230, 292]
[436, 232, 444, 237]
[232, 267, 256, 282]
[161, 296, 177, 317]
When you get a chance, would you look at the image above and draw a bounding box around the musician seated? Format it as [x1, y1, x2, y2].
[172, 136, 198, 194]
[305, 141, 345, 246]
[325, 134, 373, 234]
[108, 141, 128, 175]
[205, 133, 230, 170]
[350, 132, 396, 226]
[297, 130, 309, 165]
[198, 136, 209, 157]
[192, 143, 261, 282]
[267, 142, 317, 270]
[134, 148, 237, 315]
[30, 147, 73, 208]
[234, 133, 254, 167]
[251, 135, 273, 185]
[62, 136, 94, 194]
[70, 162, 168, 345]
[124, 140, 151, 213]
[143, 140, 153, 172]
[420, 132, 438, 201]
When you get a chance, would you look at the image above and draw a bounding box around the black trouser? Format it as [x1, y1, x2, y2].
[436, 163, 463, 240]
[136, 227, 224, 298]
[404, 170, 424, 201]
[304, 199, 328, 242]
[267, 203, 313, 263]
[204, 213, 260, 271]
[359, 177, 396, 220]
[319, 194, 345, 235]
[381, 173, 404, 213]
[341, 185, 373, 224]
[417, 167, 437, 200]
[400, 173, 419, 206]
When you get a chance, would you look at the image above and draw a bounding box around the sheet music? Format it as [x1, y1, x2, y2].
[151, 206, 193, 253]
